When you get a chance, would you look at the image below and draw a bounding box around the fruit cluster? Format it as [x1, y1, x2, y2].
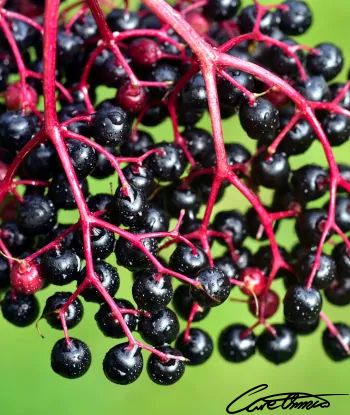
[0, 0, 350, 386]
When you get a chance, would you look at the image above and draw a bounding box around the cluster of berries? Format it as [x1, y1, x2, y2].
[0, 0, 350, 386]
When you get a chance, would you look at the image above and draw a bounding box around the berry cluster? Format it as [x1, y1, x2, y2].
[0, 0, 350, 386]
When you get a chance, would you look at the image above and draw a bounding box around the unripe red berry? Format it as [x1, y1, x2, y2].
[186, 13, 209, 35]
[10, 261, 44, 294]
[5, 82, 38, 110]
[129, 38, 162, 67]
[248, 289, 279, 318]
[240, 267, 266, 297]
[116, 84, 148, 114]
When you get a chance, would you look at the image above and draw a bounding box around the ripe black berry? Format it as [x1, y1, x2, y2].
[147, 142, 186, 181]
[165, 185, 201, 218]
[51, 338, 91, 379]
[43, 292, 83, 329]
[307, 43, 344, 81]
[270, 38, 305, 79]
[120, 130, 154, 157]
[191, 267, 231, 307]
[278, 108, 315, 155]
[258, 324, 297, 364]
[132, 271, 173, 312]
[322, 323, 350, 361]
[218, 324, 256, 362]
[21, 143, 57, 180]
[278, 1, 312, 36]
[57, 31, 84, 66]
[138, 307, 179, 346]
[1, 290, 39, 327]
[169, 243, 208, 277]
[215, 254, 240, 280]
[239, 98, 279, 141]
[218, 70, 254, 110]
[296, 251, 336, 289]
[295, 208, 328, 246]
[321, 113, 350, 147]
[332, 196, 350, 232]
[238, 5, 280, 34]
[284, 285, 322, 325]
[140, 205, 170, 233]
[66, 138, 97, 179]
[251, 151, 290, 189]
[325, 279, 350, 306]
[114, 236, 157, 271]
[172, 284, 210, 321]
[17, 195, 57, 236]
[95, 298, 138, 338]
[41, 248, 80, 286]
[176, 328, 213, 365]
[332, 242, 350, 279]
[79, 260, 120, 303]
[213, 210, 247, 246]
[106, 9, 140, 31]
[181, 74, 207, 110]
[204, 0, 241, 21]
[74, 227, 115, 260]
[103, 343, 143, 385]
[0, 222, 33, 255]
[87, 193, 113, 214]
[0, 111, 37, 152]
[147, 345, 185, 385]
[295, 75, 330, 102]
[112, 185, 148, 227]
[291, 164, 327, 203]
[92, 106, 131, 146]
[48, 174, 89, 210]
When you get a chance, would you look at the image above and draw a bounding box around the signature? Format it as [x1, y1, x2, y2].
[226, 384, 348, 413]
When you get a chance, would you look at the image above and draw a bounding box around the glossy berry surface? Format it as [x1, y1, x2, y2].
[251, 151, 290, 189]
[17, 195, 57, 236]
[322, 323, 350, 361]
[1, 290, 39, 327]
[257, 324, 298, 364]
[79, 261, 120, 303]
[278, 1, 312, 35]
[239, 98, 279, 141]
[147, 345, 185, 385]
[147, 143, 186, 181]
[51, 338, 91, 379]
[92, 106, 131, 146]
[74, 227, 115, 259]
[284, 285, 322, 325]
[103, 343, 143, 385]
[191, 267, 231, 307]
[307, 43, 344, 81]
[296, 251, 336, 289]
[41, 248, 80, 286]
[132, 272, 173, 312]
[169, 244, 208, 277]
[176, 328, 213, 365]
[172, 285, 210, 322]
[95, 298, 138, 338]
[138, 307, 180, 346]
[43, 292, 83, 329]
[218, 324, 256, 362]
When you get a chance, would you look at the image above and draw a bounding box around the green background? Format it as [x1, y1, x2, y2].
[1, 1, 350, 414]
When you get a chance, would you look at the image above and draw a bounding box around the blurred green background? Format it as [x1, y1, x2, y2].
[1, 1, 350, 414]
